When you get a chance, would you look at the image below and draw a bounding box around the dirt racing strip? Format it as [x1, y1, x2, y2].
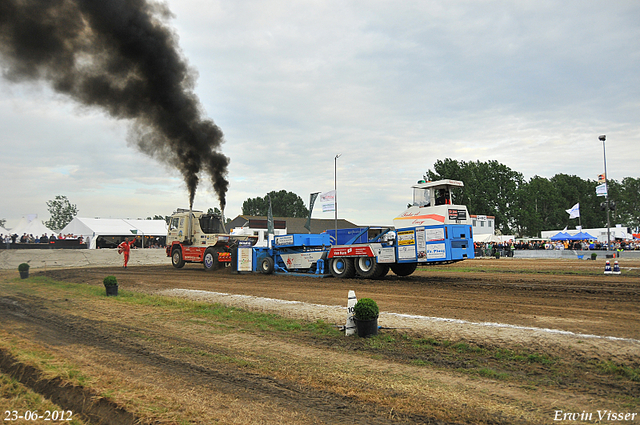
[159, 288, 640, 362]
[0, 295, 455, 425]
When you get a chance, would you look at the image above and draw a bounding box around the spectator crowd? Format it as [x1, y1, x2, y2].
[475, 238, 640, 258]
[2, 233, 84, 246]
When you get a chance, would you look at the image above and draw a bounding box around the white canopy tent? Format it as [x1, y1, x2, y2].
[9, 216, 54, 238]
[61, 217, 167, 249]
[473, 233, 503, 243]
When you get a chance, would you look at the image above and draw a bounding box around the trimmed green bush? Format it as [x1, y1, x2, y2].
[591, 253, 597, 260]
[353, 298, 379, 321]
[18, 263, 30, 272]
[103, 276, 118, 286]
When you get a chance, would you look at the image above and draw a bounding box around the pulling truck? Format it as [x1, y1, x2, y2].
[166, 209, 234, 271]
[240, 179, 474, 279]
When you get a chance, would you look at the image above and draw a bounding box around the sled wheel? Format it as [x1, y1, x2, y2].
[260, 257, 275, 274]
[329, 257, 355, 279]
[172, 249, 185, 269]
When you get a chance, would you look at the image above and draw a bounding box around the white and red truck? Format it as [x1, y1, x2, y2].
[165, 209, 233, 271]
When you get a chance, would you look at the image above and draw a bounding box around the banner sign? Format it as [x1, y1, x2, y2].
[596, 183, 607, 197]
[319, 190, 336, 212]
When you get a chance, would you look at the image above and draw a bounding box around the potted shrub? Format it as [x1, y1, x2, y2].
[353, 298, 379, 337]
[591, 253, 597, 261]
[103, 275, 118, 296]
[18, 263, 30, 279]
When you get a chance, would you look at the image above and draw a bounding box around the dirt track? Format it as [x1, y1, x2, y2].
[1, 258, 639, 424]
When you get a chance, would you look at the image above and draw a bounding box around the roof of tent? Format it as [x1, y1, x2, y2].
[550, 232, 572, 241]
[474, 233, 503, 243]
[61, 217, 167, 237]
[573, 231, 597, 240]
[10, 217, 54, 236]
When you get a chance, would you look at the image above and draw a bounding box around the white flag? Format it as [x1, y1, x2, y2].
[596, 183, 607, 197]
[566, 203, 580, 219]
[319, 190, 336, 212]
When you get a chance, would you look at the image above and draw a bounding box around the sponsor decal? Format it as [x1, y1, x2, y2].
[329, 246, 374, 258]
[395, 213, 445, 223]
[275, 235, 294, 245]
[427, 243, 446, 259]
[398, 245, 416, 260]
[281, 252, 325, 268]
[426, 228, 445, 242]
[397, 230, 415, 246]
[237, 248, 253, 271]
[415, 227, 426, 261]
[448, 209, 467, 220]
[375, 247, 396, 263]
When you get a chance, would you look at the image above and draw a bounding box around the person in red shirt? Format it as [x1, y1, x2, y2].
[118, 238, 135, 268]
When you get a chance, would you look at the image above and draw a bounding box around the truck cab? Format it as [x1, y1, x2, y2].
[394, 179, 471, 227]
[390, 179, 474, 269]
[166, 209, 231, 270]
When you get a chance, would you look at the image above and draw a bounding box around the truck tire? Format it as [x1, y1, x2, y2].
[171, 249, 185, 269]
[377, 264, 390, 278]
[329, 257, 355, 279]
[260, 256, 275, 274]
[354, 256, 384, 278]
[390, 262, 417, 277]
[203, 248, 221, 271]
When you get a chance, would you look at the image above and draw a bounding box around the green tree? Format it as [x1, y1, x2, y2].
[242, 190, 309, 218]
[512, 176, 560, 237]
[44, 195, 78, 231]
[616, 177, 640, 229]
[427, 159, 524, 234]
[550, 174, 603, 230]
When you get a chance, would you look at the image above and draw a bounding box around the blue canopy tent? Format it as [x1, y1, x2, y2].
[573, 231, 596, 240]
[550, 232, 572, 241]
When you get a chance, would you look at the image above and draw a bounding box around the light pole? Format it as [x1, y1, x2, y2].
[334, 153, 341, 245]
[599, 135, 611, 250]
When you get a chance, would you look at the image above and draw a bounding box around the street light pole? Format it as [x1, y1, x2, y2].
[599, 135, 611, 250]
[334, 154, 341, 245]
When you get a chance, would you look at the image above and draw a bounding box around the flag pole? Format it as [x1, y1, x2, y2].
[334, 154, 341, 245]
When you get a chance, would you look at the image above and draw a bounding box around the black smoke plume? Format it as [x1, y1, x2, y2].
[0, 0, 229, 210]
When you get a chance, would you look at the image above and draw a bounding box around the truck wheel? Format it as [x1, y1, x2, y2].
[390, 262, 417, 277]
[260, 257, 275, 274]
[171, 249, 185, 269]
[329, 257, 355, 279]
[203, 248, 220, 271]
[355, 257, 384, 278]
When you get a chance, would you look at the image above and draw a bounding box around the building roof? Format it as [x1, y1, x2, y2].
[227, 215, 359, 234]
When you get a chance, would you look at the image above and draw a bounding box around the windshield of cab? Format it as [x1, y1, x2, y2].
[413, 187, 430, 207]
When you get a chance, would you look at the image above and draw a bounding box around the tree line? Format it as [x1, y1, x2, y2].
[6, 163, 636, 239]
[426, 158, 640, 237]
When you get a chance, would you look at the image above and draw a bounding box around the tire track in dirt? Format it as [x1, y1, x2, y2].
[0, 294, 454, 425]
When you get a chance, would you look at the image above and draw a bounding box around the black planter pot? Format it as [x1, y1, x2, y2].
[105, 285, 118, 296]
[354, 317, 378, 338]
[19, 270, 29, 279]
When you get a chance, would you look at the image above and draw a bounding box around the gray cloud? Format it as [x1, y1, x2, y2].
[1, 0, 638, 227]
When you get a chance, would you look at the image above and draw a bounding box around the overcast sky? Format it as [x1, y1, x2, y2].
[1, 0, 639, 230]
